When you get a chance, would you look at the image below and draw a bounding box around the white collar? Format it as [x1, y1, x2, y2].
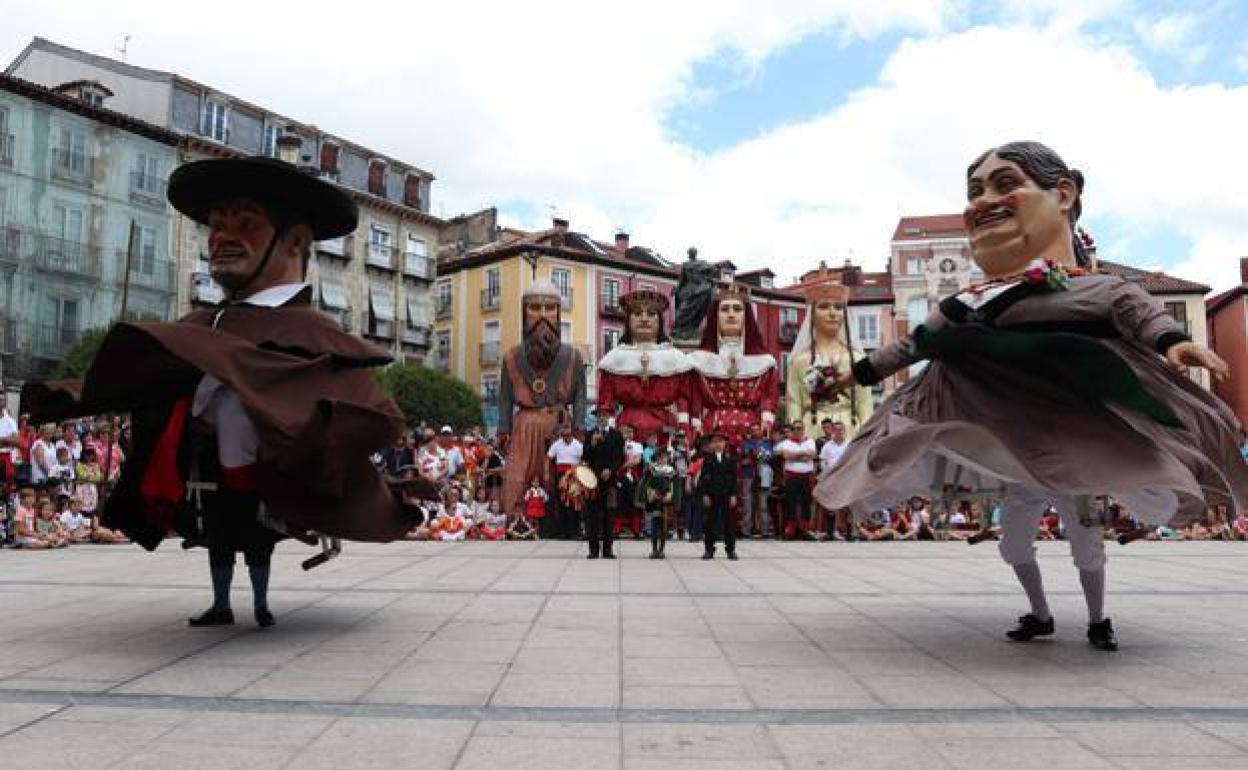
[235, 282, 308, 308]
[687, 345, 776, 379]
[598, 343, 691, 376]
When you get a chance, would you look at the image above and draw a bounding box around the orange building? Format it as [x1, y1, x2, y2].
[1207, 258, 1248, 429]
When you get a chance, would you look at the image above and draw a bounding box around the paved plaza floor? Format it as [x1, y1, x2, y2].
[2, 539, 1248, 769]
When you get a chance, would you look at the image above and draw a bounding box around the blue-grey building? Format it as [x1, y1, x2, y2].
[0, 73, 180, 383]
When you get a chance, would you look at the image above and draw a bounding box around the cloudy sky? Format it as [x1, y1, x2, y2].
[3, 0, 1246, 289]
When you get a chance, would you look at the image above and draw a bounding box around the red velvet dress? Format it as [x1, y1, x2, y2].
[595, 344, 692, 442]
[687, 346, 779, 451]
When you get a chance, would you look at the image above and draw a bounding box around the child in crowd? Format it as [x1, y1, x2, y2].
[470, 485, 491, 523]
[58, 496, 92, 542]
[34, 498, 70, 548]
[478, 499, 508, 541]
[49, 444, 75, 498]
[523, 477, 548, 527]
[638, 447, 676, 559]
[435, 487, 470, 541]
[12, 488, 50, 548]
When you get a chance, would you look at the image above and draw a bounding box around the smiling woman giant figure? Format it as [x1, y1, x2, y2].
[814, 140, 1248, 651]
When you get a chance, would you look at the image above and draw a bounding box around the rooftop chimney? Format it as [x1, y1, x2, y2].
[615, 231, 629, 252]
[842, 259, 861, 286]
[552, 217, 569, 233]
[276, 134, 302, 165]
[1241, 257, 1248, 285]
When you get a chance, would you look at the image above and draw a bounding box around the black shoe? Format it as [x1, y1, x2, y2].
[1003, 611, 1053, 643]
[702, 550, 714, 560]
[255, 607, 275, 628]
[726, 551, 739, 561]
[1087, 619, 1118, 651]
[603, 552, 617, 559]
[1006, 613, 1054, 642]
[587, 552, 600, 560]
[188, 607, 234, 627]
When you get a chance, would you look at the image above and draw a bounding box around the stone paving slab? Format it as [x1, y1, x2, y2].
[2, 540, 1248, 768]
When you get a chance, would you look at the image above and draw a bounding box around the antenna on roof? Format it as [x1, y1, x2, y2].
[116, 34, 131, 62]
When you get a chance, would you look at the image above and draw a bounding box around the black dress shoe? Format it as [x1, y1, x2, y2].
[188, 607, 235, 627]
[701, 551, 714, 560]
[255, 607, 275, 628]
[726, 552, 739, 561]
[603, 552, 617, 559]
[587, 552, 600, 560]
[1006, 613, 1055, 642]
[1087, 619, 1118, 651]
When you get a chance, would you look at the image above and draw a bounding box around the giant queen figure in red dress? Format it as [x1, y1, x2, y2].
[686, 284, 778, 451]
[595, 287, 692, 443]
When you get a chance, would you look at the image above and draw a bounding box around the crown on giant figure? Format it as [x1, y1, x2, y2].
[804, 282, 851, 306]
[619, 287, 669, 314]
[716, 282, 750, 303]
[803, 267, 851, 305]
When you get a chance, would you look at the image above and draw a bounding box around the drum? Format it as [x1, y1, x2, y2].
[559, 464, 599, 511]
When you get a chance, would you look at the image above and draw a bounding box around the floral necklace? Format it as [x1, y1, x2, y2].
[964, 258, 1086, 296]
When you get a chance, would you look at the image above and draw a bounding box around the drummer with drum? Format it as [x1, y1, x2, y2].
[546, 423, 584, 538]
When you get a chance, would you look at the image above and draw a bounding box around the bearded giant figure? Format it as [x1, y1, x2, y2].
[498, 279, 588, 514]
[686, 284, 778, 451]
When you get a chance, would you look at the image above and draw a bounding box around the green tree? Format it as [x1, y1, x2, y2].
[52, 326, 112, 379]
[377, 363, 483, 430]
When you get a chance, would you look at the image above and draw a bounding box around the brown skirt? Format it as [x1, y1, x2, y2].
[502, 406, 565, 514]
[814, 337, 1248, 527]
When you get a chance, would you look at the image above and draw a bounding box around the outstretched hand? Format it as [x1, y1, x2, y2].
[1167, 341, 1229, 382]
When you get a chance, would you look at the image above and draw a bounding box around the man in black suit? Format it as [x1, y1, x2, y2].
[582, 413, 624, 559]
[697, 430, 739, 560]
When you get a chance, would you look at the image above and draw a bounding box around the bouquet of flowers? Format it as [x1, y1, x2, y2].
[803, 363, 844, 407]
[1022, 258, 1071, 291]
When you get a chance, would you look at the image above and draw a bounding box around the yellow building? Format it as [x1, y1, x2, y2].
[434, 218, 678, 432]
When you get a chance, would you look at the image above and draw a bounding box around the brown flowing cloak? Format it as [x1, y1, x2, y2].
[23, 289, 419, 547]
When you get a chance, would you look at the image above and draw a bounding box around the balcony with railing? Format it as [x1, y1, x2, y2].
[480, 288, 500, 311]
[31, 323, 80, 359]
[479, 341, 501, 366]
[600, 295, 624, 319]
[402, 324, 431, 347]
[366, 242, 396, 270]
[317, 234, 353, 260]
[436, 296, 452, 319]
[128, 171, 167, 209]
[34, 235, 101, 280]
[0, 226, 20, 268]
[402, 252, 434, 280]
[49, 148, 95, 186]
[122, 254, 176, 293]
[0, 133, 13, 168]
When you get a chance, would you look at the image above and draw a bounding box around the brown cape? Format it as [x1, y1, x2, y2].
[23, 288, 421, 547]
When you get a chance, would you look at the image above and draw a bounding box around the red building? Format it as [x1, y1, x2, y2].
[1207, 258, 1248, 428]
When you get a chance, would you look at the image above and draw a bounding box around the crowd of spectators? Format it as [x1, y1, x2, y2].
[382, 416, 1248, 547]
[1, 406, 129, 549]
[4, 402, 1244, 550]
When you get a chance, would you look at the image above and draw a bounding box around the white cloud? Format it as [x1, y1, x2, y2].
[1, 0, 1244, 290]
[1133, 12, 1209, 66]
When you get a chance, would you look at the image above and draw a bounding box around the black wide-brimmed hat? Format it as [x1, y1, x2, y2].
[167, 156, 358, 240]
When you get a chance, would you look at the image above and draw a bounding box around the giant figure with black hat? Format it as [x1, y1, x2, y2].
[23, 156, 427, 628]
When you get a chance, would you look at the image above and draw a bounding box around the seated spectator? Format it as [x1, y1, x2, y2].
[58, 496, 92, 542]
[522, 477, 548, 527]
[930, 507, 951, 541]
[32, 497, 70, 548]
[48, 444, 76, 499]
[12, 488, 49, 548]
[1185, 518, 1211, 541]
[479, 500, 508, 541]
[435, 487, 471, 541]
[470, 485, 491, 523]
